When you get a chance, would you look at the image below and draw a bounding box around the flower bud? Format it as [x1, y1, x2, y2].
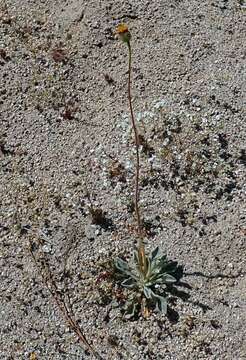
[116, 23, 131, 43]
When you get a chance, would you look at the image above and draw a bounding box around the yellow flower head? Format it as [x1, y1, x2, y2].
[116, 23, 131, 43]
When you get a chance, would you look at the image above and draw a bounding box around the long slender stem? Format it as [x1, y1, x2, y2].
[127, 42, 147, 274]
[127, 42, 141, 236]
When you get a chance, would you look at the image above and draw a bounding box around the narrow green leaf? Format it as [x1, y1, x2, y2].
[151, 247, 160, 261]
[143, 286, 152, 299]
[155, 294, 167, 314]
[125, 301, 138, 319]
[114, 258, 129, 271]
[122, 277, 136, 289]
[162, 273, 177, 284]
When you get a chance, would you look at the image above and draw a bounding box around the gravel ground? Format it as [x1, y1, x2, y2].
[0, 0, 245, 359]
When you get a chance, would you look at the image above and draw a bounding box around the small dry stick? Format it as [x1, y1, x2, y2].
[28, 241, 102, 360]
[116, 24, 147, 274]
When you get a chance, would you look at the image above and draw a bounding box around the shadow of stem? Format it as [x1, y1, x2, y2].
[184, 270, 244, 280]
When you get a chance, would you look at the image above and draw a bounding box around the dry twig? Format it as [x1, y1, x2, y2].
[28, 240, 102, 359]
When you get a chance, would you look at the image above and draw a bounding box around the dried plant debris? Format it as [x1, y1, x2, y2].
[27, 238, 101, 359]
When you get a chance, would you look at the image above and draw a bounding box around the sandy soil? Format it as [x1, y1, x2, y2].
[0, 0, 245, 359]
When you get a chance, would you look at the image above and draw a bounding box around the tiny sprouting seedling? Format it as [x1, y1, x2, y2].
[113, 24, 178, 317]
[115, 247, 178, 317]
[85, 191, 107, 225]
[62, 101, 78, 120]
[51, 48, 67, 63]
[89, 206, 106, 225]
[87, 201, 107, 226]
[104, 73, 114, 84]
[126, 199, 135, 214]
[108, 160, 126, 182]
[138, 134, 154, 156]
